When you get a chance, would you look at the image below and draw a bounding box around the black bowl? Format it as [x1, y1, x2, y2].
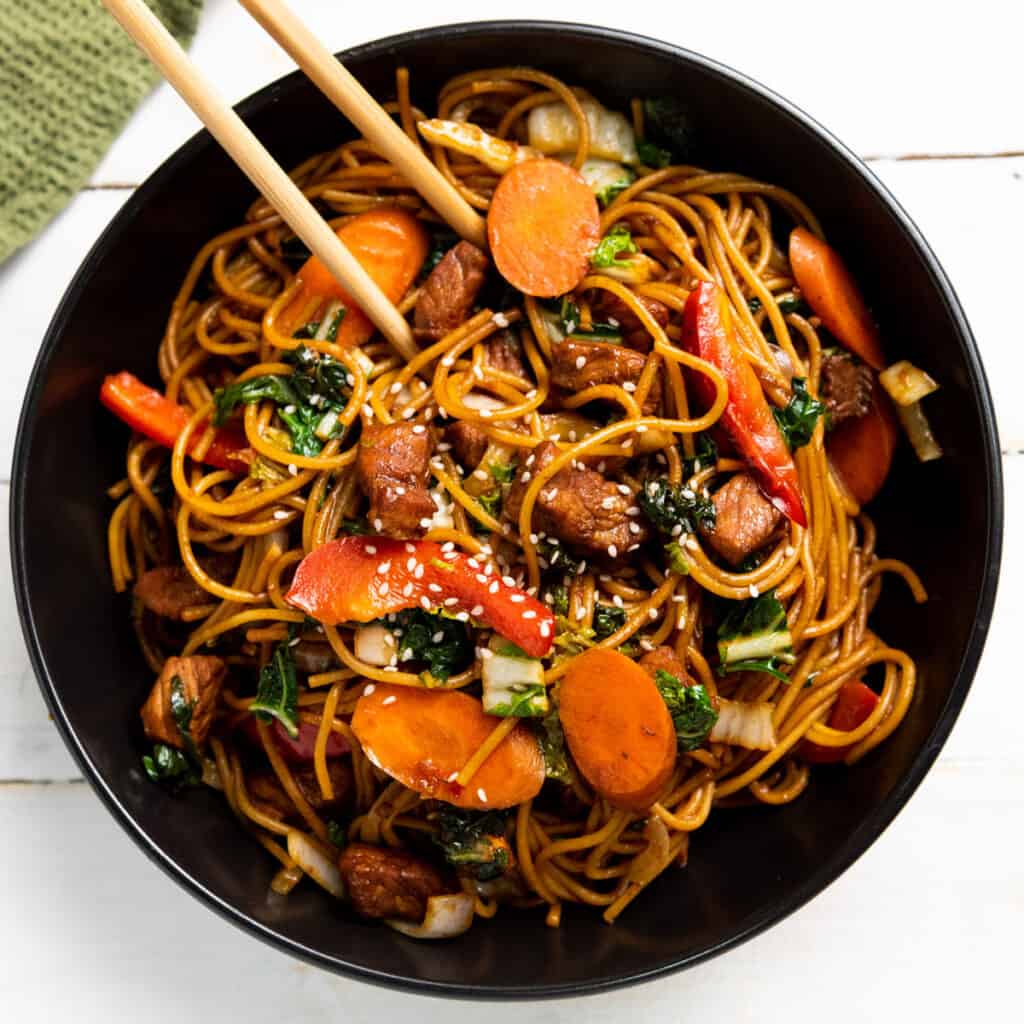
[11, 21, 1002, 999]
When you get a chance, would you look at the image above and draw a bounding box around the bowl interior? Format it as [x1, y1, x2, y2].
[12, 22, 1001, 997]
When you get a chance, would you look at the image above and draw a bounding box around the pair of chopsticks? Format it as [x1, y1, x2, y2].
[102, 0, 488, 362]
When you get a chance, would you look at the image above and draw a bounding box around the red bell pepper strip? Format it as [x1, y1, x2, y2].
[800, 680, 880, 763]
[285, 536, 555, 659]
[681, 281, 807, 526]
[238, 716, 350, 765]
[827, 382, 899, 506]
[789, 228, 886, 370]
[100, 372, 251, 473]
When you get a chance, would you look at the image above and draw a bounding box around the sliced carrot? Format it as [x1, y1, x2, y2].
[789, 227, 886, 370]
[827, 382, 899, 505]
[282, 208, 429, 345]
[559, 649, 677, 812]
[487, 158, 600, 298]
[351, 684, 544, 810]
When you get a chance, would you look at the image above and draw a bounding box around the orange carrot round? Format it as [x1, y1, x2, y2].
[789, 227, 886, 370]
[351, 684, 544, 810]
[827, 382, 899, 505]
[487, 158, 600, 298]
[559, 649, 677, 812]
[283, 208, 429, 345]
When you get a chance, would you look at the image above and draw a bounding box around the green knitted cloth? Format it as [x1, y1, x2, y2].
[0, 0, 202, 262]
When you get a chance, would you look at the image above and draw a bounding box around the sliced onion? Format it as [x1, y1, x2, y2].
[386, 892, 475, 940]
[355, 624, 396, 666]
[594, 253, 657, 285]
[896, 401, 943, 463]
[879, 360, 938, 406]
[313, 300, 345, 342]
[709, 698, 777, 750]
[418, 118, 536, 174]
[627, 817, 671, 888]
[286, 831, 345, 898]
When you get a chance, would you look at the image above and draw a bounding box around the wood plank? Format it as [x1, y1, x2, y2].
[88, 0, 1023, 188]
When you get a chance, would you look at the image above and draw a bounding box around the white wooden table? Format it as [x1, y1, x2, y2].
[2, 2, 1021, 1019]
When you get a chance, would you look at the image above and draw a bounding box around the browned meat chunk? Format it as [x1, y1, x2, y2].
[505, 441, 649, 559]
[699, 473, 782, 566]
[820, 352, 872, 426]
[338, 842, 449, 921]
[134, 554, 236, 620]
[291, 639, 337, 675]
[639, 645, 689, 683]
[357, 422, 435, 537]
[485, 330, 530, 381]
[140, 655, 227, 749]
[248, 759, 354, 820]
[445, 420, 489, 471]
[596, 293, 671, 352]
[550, 339, 661, 414]
[414, 241, 489, 341]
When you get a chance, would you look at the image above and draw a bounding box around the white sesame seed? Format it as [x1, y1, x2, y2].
[380, 582, 390, 595]
[383, 665, 398, 672]
[441, 355, 455, 367]
[447, 771, 459, 783]
[597, 461, 606, 473]
[288, 636, 301, 647]
[362, 404, 374, 418]
[749, 584, 760, 598]
[626, 506, 640, 516]
[390, 381, 403, 395]
[363, 684, 376, 696]
[577, 560, 587, 575]
[526, 389, 537, 399]
[412, 424, 427, 435]
[523, 610, 537, 620]
[627, 543, 640, 552]
[568, 430, 578, 442]
[382, 695, 397, 706]
[521, 471, 532, 482]
[480, 408, 493, 418]
[477, 788, 488, 802]
[493, 312, 509, 328]
[623, 382, 637, 393]
[528, 533, 538, 544]
[612, 594, 624, 608]
[607, 544, 618, 557]
[671, 523, 684, 538]
[672, 594, 687, 603]
[785, 545, 797, 557]
[402, 582, 414, 597]
[400, 648, 412, 661]
[489, 580, 500, 594]
[467, 558, 480, 569]
[376, 561, 391, 574]
[419, 517, 433, 528]
[648, 608, 659, 620]
[640, 638, 655, 651]
[437, 442, 452, 453]
[471, 604, 484, 617]
[693, 459, 702, 472]
[629, 522, 642, 535]
[682, 488, 695, 500]
[510, 594, 525, 604]
[539, 621, 551, 637]
[428, 583, 442, 593]
[420, 595, 432, 609]
[475, 573, 488, 585]
[617, 484, 631, 495]
[483, 562, 494, 574]
[502, 575, 516, 587]
[365, 544, 377, 555]
[444, 597, 459, 607]
[414, 563, 425, 579]
[455, 611, 470, 622]
[394, 485, 406, 495]
[600, 496, 616, 510]
[273, 509, 290, 520]
[373, 518, 383, 531]
[685, 537, 699, 551]
[287, 463, 298, 476]
[636, 425, 648, 433]
[575, 355, 587, 370]
[442, 542, 455, 552]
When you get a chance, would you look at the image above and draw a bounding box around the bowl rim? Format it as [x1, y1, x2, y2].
[10, 18, 1004, 1000]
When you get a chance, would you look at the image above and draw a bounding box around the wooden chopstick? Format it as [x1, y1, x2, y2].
[101, 0, 420, 363]
[237, 0, 488, 250]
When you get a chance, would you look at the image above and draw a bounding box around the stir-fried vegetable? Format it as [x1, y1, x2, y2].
[639, 478, 716, 537]
[386, 892, 475, 939]
[287, 831, 345, 898]
[773, 378, 827, 450]
[681, 281, 807, 526]
[527, 98, 639, 164]
[482, 640, 549, 717]
[533, 707, 571, 782]
[100, 372, 251, 472]
[590, 223, 654, 283]
[433, 807, 513, 881]
[488, 158, 601, 298]
[654, 670, 719, 752]
[249, 641, 299, 738]
[282, 208, 429, 345]
[709, 698, 777, 750]
[286, 537, 556, 658]
[801, 680, 880, 763]
[389, 609, 474, 681]
[539, 296, 623, 344]
[417, 118, 539, 173]
[562, 157, 635, 206]
[879, 360, 943, 463]
[351, 684, 545, 810]
[142, 742, 199, 790]
[717, 591, 795, 681]
[212, 345, 351, 458]
[789, 228, 886, 370]
[559, 648, 677, 811]
[827, 383, 899, 504]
